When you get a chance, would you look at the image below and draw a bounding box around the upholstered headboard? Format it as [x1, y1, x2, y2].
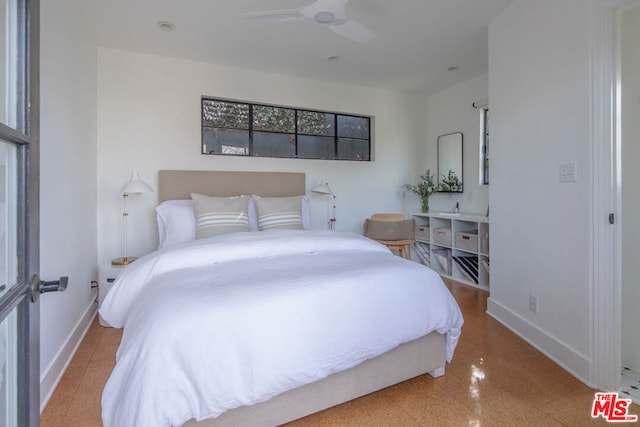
[158, 170, 306, 202]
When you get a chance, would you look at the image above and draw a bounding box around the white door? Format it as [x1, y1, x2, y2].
[0, 0, 40, 425]
[621, 4, 640, 395]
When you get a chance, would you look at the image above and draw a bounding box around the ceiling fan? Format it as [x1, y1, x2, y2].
[243, 0, 376, 43]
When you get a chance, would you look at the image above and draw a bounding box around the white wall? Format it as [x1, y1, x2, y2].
[39, 0, 98, 407]
[96, 48, 427, 262]
[422, 74, 489, 215]
[487, 0, 592, 382]
[621, 5, 640, 373]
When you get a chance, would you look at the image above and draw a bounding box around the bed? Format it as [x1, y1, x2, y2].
[99, 170, 464, 427]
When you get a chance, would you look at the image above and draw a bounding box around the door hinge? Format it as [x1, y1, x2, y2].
[609, 213, 615, 224]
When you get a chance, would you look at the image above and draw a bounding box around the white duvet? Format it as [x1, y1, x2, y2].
[100, 230, 463, 427]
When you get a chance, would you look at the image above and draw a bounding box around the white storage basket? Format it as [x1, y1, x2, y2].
[433, 227, 452, 246]
[456, 230, 478, 252]
[415, 225, 430, 242]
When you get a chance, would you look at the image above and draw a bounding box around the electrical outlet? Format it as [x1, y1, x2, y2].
[529, 294, 538, 313]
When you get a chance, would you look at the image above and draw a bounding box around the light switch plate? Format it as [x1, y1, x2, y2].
[559, 162, 576, 183]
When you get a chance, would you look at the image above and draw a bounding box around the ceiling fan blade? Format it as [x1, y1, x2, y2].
[314, 0, 348, 9]
[242, 9, 300, 22]
[329, 19, 376, 43]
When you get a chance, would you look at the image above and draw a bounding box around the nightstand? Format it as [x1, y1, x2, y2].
[98, 262, 126, 326]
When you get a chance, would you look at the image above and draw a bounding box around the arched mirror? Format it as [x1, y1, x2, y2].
[437, 132, 463, 192]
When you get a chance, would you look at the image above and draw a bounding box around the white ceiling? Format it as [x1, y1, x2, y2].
[85, 0, 513, 95]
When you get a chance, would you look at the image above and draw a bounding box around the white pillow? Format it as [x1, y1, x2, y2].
[156, 200, 196, 249]
[156, 198, 260, 248]
[156, 195, 307, 248]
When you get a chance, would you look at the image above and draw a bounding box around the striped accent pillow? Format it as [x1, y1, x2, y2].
[252, 195, 304, 231]
[191, 194, 250, 239]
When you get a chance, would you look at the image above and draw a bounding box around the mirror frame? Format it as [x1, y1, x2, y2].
[437, 132, 463, 193]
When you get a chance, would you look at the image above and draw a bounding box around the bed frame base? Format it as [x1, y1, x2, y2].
[184, 331, 446, 427]
[428, 366, 445, 378]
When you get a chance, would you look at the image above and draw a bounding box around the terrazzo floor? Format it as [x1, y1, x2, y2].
[621, 367, 640, 406]
[41, 280, 639, 426]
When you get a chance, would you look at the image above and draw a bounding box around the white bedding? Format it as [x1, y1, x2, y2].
[100, 230, 463, 427]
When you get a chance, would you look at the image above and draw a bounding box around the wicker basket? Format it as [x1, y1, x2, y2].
[433, 227, 452, 246]
[415, 225, 430, 242]
[456, 230, 478, 252]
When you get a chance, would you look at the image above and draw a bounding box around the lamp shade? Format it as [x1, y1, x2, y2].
[312, 183, 333, 196]
[121, 170, 153, 195]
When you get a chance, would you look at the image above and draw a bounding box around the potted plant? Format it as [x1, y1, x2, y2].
[439, 170, 462, 192]
[405, 169, 437, 213]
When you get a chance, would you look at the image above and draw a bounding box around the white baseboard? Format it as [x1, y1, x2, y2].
[486, 297, 593, 388]
[40, 297, 99, 412]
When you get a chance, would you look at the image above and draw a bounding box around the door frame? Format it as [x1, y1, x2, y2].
[0, 0, 40, 424]
[24, 0, 39, 422]
[589, 0, 640, 391]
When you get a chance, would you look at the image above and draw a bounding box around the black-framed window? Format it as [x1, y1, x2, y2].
[202, 97, 371, 161]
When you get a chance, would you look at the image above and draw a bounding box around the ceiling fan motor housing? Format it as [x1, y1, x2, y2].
[314, 11, 336, 23]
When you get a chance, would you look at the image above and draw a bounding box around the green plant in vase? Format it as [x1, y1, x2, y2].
[439, 170, 462, 192]
[405, 169, 437, 213]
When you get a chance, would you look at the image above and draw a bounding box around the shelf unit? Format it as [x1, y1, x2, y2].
[412, 212, 490, 291]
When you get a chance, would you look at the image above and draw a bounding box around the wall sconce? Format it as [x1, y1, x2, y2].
[112, 170, 153, 265]
[312, 182, 336, 230]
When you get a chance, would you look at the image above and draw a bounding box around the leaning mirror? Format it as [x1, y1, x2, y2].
[437, 132, 463, 192]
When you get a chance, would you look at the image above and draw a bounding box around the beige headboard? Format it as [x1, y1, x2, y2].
[158, 170, 306, 202]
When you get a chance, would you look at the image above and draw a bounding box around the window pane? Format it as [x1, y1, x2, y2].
[337, 115, 369, 139]
[484, 112, 489, 185]
[0, 307, 18, 426]
[253, 132, 295, 158]
[0, 141, 17, 299]
[202, 128, 249, 155]
[253, 105, 295, 133]
[298, 135, 335, 159]
[201, 98, 371, 162]
[0, 0, 22, 132]
[481, 109, 489, 185]
[202, 100, 249, 130]
[298, 111, 335, 136]
[337, 138, 370, 161]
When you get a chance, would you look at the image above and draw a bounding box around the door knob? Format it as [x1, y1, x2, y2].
[30, 274, 68, 302]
